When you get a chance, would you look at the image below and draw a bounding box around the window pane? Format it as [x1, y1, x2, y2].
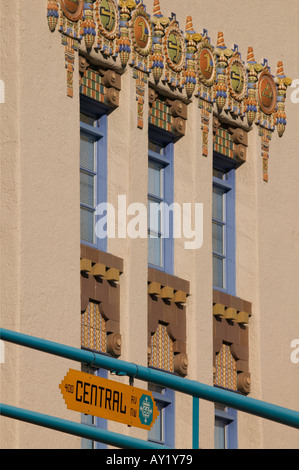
[215, 418, 226, 449]
[149, 141, 164, 154]
[80, 113, 96, 126]
[148, 384, 165, 394]
[148, 161, 162, 198]
[80, 207, 94, 243]
[149, 403, 163, 443]
[213, 254, 224, 288]
[148, 234, 162, 267]
[212, 221, 224, 255]
[80, 134, 95, 172]
[148, 199, 162, 233]
[213, 187, 225, 221]
[81, 414, 94, 449]
[213, 168, 227, 180]
[80, 171, 95, 207]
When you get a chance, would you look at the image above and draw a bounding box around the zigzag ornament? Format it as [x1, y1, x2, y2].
[118, 0, 136, 67]
[129, 0, 153, 129]
[255, 59, 291, 181]
[214, 32, 231, 113]
[245, 47, 262, 126]
[196, 29, 217, 157]
[150, 0, 169, 84]
[184, 16, 202, 99]
[256, 60, 277, 182]
[275, 61, 292, 138]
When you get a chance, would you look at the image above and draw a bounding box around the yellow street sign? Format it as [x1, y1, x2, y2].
[59, 369, 159, 430]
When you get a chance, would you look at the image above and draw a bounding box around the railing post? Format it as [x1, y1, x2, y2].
[192, 397, 199, 449]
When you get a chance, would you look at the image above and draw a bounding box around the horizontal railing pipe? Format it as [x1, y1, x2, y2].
[0, 403, 169, 449]
[1, 328, 299, 430]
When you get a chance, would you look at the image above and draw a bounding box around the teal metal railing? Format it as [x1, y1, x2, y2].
[1, 327, 299, 449]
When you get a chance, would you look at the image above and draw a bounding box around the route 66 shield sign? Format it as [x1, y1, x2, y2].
[139, 394, 155, 427]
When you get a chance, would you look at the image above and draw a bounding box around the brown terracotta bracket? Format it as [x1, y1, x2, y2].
[80, 245, 123, 357]
[148, 268, 190, 376]
[79, 55, 122, 108]
[149, 89, 188, 138]
[213, 289, 252, 394]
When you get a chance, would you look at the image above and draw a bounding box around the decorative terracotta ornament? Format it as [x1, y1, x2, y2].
[197, 37, 217, 87]
[184, 16, 202, 99]
[226, 49, 248, 118]
[130, 1, 153, 129]
[255, 60, 279, 181]
[150, 0, 168, 83]
[245, 47, 262, 126]
[275, 61, 292, 138]
[196, 32, 216, 157]
[61, 0, 84, 22]
[258, 70, 277, 116]
[161, 14, 186, 90]
[45, 0, 292, 164]
[130, 2, 153, 57]
[259, 127, 272, 182]
[118, 0, 136, 67]
[81, 1, 96, 50]
[164, 18, 185, 72]
[61, 35, 78, 98]
[215, 32, 232, 112]
[47, 0, 59, 32]
[94, 0, 119, 56]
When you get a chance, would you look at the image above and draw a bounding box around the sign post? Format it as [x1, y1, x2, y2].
[59, 369, 159, 430]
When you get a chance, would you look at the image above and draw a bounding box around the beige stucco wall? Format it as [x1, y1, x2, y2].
[1, 0, 298, 449]
[0, 1, 81, 448]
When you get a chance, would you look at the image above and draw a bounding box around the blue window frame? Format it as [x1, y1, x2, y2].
[80, 97, 108, 253]
[212, 155, 236, 296]
[215, 404, 238, 449]
[148, 384, 175, 447]
[148, 128, 174, 275]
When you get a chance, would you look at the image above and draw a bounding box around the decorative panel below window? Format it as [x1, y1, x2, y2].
[213, 289, 252, 395]
[80, 244, 123, 357]
[215, 343, 237, 391]
[148, 268, 190, 376]
[81, 302, 107, 353]
[149, 323, 174, 373]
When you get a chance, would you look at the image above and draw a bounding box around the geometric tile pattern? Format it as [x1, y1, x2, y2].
[81, 302, 107, 353]
[149, 98, 173, 133]
[80, 69, 106, 103]
[149, 323, 174, 373]
[213, 127, 234, 158]
[215, 343, 237, 391]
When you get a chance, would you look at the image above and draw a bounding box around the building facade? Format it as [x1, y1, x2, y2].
[0, 0, 298, 449]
